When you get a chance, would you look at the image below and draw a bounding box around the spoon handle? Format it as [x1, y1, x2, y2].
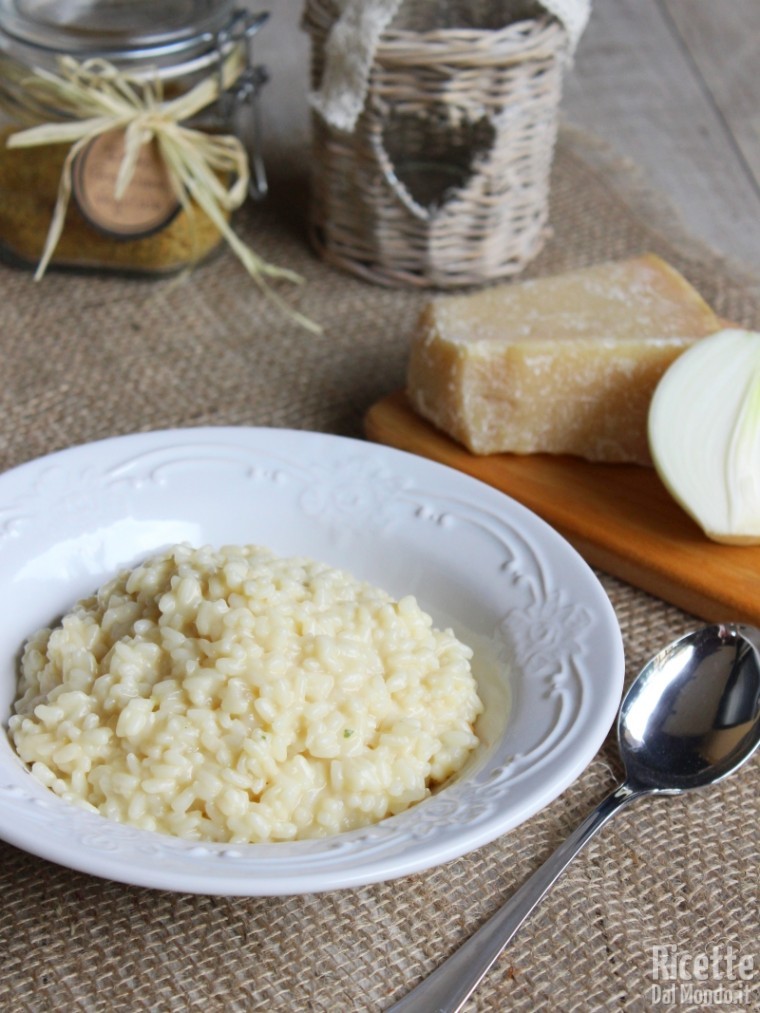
[387, 782, 645, 1013]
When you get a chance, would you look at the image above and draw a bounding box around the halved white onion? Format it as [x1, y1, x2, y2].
[648, 328, 760, 544]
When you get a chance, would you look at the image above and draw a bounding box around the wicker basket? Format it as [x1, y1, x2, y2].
[304, 0, 571, 288]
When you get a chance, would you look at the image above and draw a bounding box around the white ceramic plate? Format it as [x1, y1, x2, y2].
[0, 427, 624, 895]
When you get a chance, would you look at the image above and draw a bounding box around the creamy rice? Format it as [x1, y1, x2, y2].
[9, 544, 482, 843]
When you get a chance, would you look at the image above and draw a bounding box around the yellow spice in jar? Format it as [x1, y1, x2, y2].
[0, 126, 226, 275]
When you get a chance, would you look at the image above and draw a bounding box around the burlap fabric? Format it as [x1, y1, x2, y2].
[0, 126, 758, 1012]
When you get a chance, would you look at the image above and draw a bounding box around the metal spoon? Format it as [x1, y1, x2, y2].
[388, 622, 760, 1013]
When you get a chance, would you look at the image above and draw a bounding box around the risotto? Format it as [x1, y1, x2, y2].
[9, 544, 483, 843]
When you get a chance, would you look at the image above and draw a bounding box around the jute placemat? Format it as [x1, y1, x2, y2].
[0, 125, 758, 1012]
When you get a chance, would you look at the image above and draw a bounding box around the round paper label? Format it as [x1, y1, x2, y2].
[73, 129, 180, 239]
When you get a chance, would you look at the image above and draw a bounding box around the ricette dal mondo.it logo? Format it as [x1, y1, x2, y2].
[650, 944, 756, 1007]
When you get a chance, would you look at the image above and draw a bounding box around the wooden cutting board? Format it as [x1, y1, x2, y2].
[364, 390, 760, 625]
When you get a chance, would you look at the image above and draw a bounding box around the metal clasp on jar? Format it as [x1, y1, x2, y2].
[216, 9, 269, 200]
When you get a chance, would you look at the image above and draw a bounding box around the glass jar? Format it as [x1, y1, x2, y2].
[0, 0, 269, 275]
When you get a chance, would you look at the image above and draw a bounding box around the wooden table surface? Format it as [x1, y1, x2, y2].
[260, 0, 760, 279]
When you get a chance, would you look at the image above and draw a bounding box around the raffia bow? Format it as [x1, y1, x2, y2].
[1, 55, 320, 332]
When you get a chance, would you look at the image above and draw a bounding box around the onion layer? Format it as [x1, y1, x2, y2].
[648, 328, 760, 545]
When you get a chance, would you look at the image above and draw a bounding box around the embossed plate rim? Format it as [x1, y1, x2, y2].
[0, 427, 624, 895]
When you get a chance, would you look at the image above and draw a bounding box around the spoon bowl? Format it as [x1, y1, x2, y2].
[390, 623, 760, 1012]
[620, 623, 760, 791]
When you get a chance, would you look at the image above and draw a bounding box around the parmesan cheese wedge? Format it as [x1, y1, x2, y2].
[407, 255, 723, 464]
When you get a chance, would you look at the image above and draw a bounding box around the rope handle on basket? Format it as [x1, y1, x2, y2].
[309, 0, 591, 133]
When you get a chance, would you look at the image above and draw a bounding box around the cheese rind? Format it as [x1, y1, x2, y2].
[407, 255, 724, 464]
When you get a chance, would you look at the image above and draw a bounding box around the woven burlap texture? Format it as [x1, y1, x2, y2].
[0, 126, 758, 1012]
